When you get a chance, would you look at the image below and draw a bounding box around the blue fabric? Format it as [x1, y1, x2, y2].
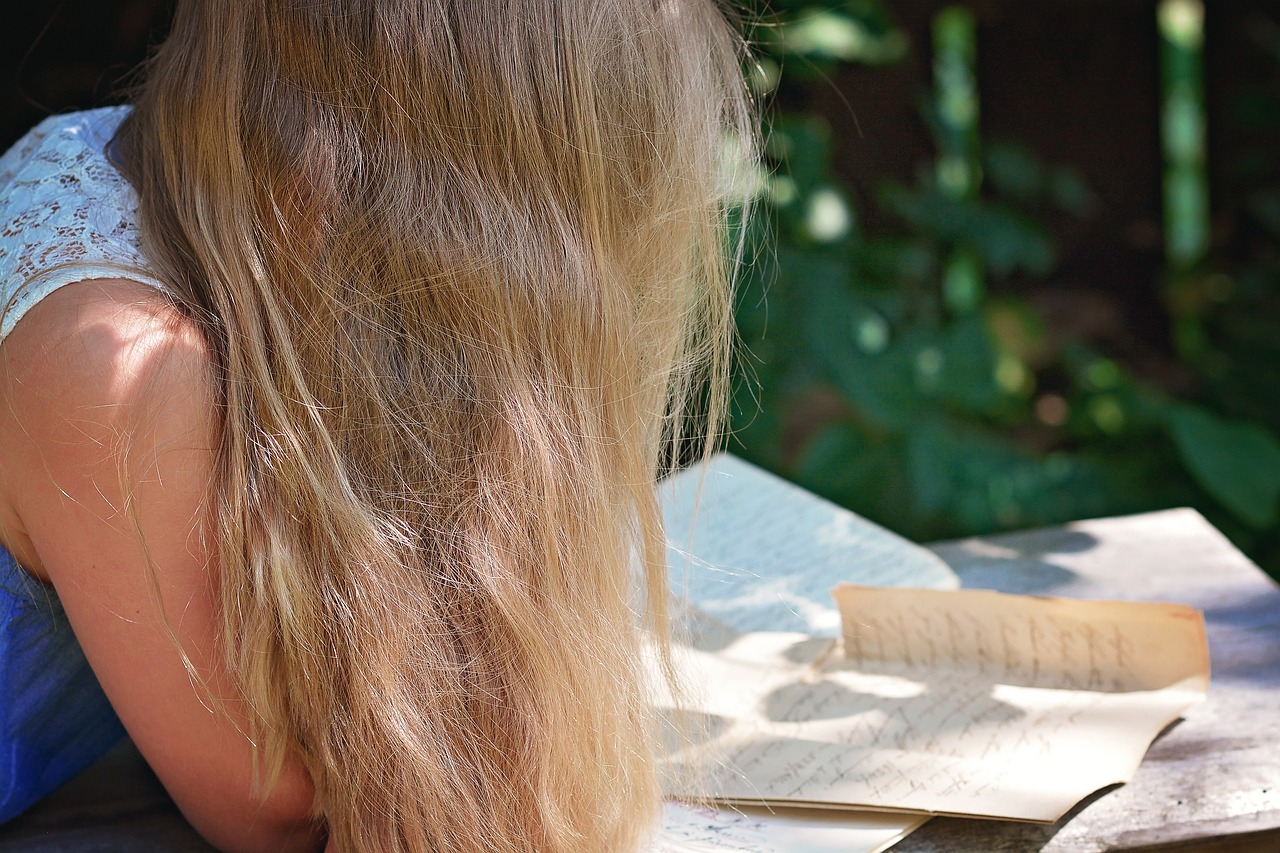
[0, 547, 125, 823]
[0, 108, 148, 823]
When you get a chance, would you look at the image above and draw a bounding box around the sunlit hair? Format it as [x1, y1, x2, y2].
[114, 1, 754, 850]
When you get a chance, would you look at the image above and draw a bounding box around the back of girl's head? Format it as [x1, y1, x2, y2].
[117, 2, 754, 851]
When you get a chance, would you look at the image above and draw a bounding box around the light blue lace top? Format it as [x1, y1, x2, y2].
[0, 106, 165, 823]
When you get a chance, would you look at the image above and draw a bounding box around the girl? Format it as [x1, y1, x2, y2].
[0, 1, 753, 851]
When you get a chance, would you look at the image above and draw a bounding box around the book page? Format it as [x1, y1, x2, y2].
[662, 455, 958, 635]
[650, 802, 925, 853]
[660, 587, 1208, 822]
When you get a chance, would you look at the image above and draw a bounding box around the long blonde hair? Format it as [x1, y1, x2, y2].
[114, 1, 753, 850]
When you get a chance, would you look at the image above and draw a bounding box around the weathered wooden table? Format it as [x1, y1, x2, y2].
[1, 508, 1276, 852]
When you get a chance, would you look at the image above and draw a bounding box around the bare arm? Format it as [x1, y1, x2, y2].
[0, 280, 324, 853]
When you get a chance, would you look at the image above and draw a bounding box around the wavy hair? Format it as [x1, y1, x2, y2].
[114, 1, 754, 850]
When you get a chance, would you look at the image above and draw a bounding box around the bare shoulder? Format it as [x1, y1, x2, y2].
[0, 276, 213, 428]
[0, 279, 319, 852]
[0, 277, 212, 420]
[0, 277, 216, 581]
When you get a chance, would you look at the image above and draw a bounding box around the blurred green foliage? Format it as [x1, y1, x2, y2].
[730, 1, 1280, 576]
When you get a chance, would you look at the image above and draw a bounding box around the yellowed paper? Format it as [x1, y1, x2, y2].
[661, 587, 1208, 823]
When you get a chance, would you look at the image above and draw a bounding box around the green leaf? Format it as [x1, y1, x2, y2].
[932, 316, 1001, 412]
[905, 418, 1035, 530]
[771, 9, 908, 66]
[1167, 406, 1280, 529]
[798, 270, 924, 430]
[794, 423, 910, 524]
[984, 142, 1044, 201]
[880, 184, 1055, 276]
[767, 116, 834, 198]
[904, 418, 1127, 533]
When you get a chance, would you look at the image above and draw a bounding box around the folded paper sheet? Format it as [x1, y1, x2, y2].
[661, 586, 1209, 823]
[650, 802, 925, 853]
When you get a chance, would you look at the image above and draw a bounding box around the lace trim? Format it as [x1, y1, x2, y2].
[0, 106, 165, 342]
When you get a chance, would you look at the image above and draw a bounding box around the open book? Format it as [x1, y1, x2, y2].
[649, 455, 1209, 851]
